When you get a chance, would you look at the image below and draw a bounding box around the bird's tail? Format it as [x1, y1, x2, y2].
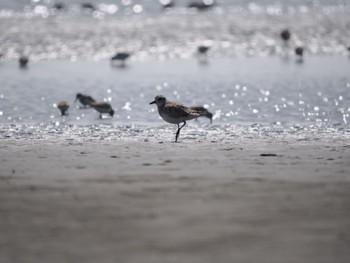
[191, 106, 213, 121]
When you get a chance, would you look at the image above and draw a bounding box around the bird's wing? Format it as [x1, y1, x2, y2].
[87, 96, 96, 102]
[165, 104, 199, 118]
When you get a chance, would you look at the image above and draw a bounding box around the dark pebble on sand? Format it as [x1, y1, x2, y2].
[222, 148, 235, 151]
[29, 185, 37, 191]
[260, 153, 278, 157]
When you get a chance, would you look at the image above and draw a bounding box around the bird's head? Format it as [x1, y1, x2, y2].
[74, 93, 82, 103]
[150, 95, 166, 106]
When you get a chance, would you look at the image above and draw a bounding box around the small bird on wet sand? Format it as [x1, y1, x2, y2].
[280, 29, 291, 43]
[188, 0, 216, 10]
[57, 101, 69, 116]
[190, 106, 213, 123]
[160, 0, 175, 9]
[53, 2, 65, 10]
[197, 45, 210, 55]
[295, 46, 304, 57]
[81, 3, 95, 11]
[19, 56, 29, 68]
[150, 95, 201, 142]
[196, 45, 210, 64]
[74, 93, 96, 107]
[90, 102, 114, 118]
[111, 52, 131, 66]
[295, 46, 304, 62]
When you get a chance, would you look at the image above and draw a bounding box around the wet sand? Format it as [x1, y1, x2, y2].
[1, 135, 350, 263]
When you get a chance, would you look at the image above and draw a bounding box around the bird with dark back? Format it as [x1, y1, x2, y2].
[150, 95, 206, 142]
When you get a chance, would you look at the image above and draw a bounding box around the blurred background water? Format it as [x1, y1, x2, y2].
[1, 0, 350, 61]
[0, 0, 349, 134]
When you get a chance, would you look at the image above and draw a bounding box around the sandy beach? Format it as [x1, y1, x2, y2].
[1, 130, 349, 263]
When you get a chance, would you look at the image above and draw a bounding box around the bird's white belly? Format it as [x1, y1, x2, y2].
[159, 110, 183, 124]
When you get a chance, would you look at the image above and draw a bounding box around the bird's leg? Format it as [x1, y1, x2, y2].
[175, 124, 180, 142]
[175, 121, 186, 142]
[179, 121, 187, 130]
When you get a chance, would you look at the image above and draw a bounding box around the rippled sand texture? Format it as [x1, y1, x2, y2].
[1, 133, 350, 263]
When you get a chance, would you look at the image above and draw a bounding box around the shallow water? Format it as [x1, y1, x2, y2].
[0, 57, 349, 126]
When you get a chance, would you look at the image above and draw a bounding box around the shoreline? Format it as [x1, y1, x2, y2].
[1, 136, 350, 263]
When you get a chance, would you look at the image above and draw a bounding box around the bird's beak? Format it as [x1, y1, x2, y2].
[149, 100, 155, 105]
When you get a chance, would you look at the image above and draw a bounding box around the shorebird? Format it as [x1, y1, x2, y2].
[74, 93, 96, 107]
[295, 46, 304, 57]
[19, 56, 29, 68]
[81, 3, 95, 11]
[188, 0, 216, 10]
[53, 2, 65, 10]
[190, 106, 213, 123]
[57, 101, 69, 116]
[160, 0, 175, 9]
[197, 45, 210, 63]
[197, 45, 210, 55]
[150, 95, 200, 142]
[90, 102, 115, 118]
[280, 29, 291, 43]
[111, 52, 131, 67]
[295, 46, 304, 62]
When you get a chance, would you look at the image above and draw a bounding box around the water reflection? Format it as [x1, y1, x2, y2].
[1, 1, 349, 61]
